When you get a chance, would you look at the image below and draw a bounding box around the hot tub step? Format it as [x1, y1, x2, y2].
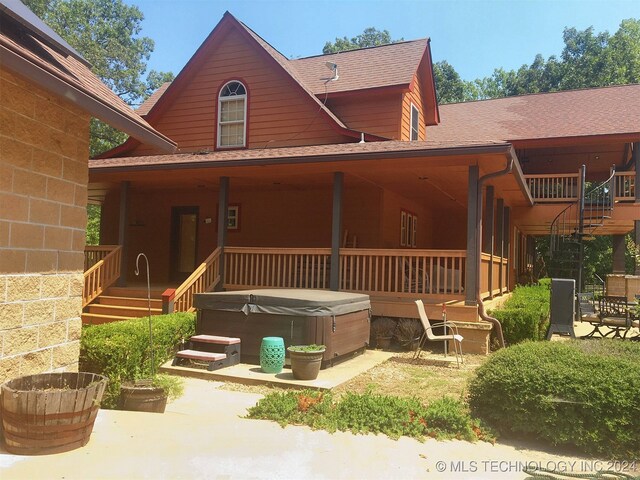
[172, 336, 241, 371]
[175, 350, 226, 362]
[190, 334, 241, 345]
[172, 349, 230, 371]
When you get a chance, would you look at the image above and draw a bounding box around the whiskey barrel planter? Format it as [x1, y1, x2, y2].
[0, 372, 108, 455]
[119, 380, 167, 413]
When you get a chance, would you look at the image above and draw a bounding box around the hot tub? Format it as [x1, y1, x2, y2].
[193, 289, 371, 368]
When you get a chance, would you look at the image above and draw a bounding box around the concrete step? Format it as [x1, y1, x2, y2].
[86, 304, 162, 318]
[97, 295, 163, 309]
[81, 313, 135, 325]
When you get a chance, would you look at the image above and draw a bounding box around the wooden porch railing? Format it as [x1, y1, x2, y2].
[84, 245, 120, 271]
[225, 247, 332, 290]
[613, 171, 636, 201]
[480, 253, 508, 299]
[524, 173, 580, 202]
[165, 247, 222, 313]
[82, 245, 122, 307]
[339, 249, 466, 297]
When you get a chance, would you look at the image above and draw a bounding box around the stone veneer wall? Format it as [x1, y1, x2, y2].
[0, 66, 90, 383]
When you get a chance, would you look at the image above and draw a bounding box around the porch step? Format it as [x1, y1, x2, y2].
[82, 313, 135, 325]
[172, 335, 242, 371]
[98, 295, 163, 309]
[104, 286, 167, 298]
[85, 304, 162, 318]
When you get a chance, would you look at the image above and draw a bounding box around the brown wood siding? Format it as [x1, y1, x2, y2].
[401, 72, 427, 141]
[127, 28, 348, 156]
[325, 94, 402, 140]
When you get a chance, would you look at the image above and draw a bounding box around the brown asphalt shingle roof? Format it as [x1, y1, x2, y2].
[137, 81, 171, 116]
[0, 8, 175, 152]
[291, 39, 429, 95]
[90, 139, 510, 170]
[429, 84, 640, 143]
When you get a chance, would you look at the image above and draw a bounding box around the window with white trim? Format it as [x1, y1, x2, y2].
[217, 81, 247, 148]
[410, 104, 419, 141]
[400, 209, 417, 247]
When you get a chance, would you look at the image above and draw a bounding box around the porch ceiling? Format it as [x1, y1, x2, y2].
[88, 151, 530, 209]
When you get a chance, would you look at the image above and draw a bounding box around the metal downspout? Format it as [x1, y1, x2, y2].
[476, 157, 514, 349]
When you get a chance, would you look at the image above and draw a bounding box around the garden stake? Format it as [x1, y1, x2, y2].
[135, 253, 155, 377]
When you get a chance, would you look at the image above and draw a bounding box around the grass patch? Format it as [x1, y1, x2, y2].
[246, 389, 495, 443]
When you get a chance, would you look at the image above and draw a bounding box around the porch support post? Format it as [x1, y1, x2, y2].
[465, 166, 479, 306]
[496, 198, 505, 294]
[634, 142, 639, 202]
[612, 234, 626, 274]
[330, 172, 344, 291]
[635, 220, 640, 275]
[217, 176, 229, 291]
[504, 207, 511, 290]
[116, 181, 129, 287]
[483, 186, 495, 298]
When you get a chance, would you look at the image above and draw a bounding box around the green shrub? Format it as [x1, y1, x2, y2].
[80, 312, 195, 408]
[246, 390, 493, 442]
[490, 282, 550, 344]
[468, 340, 640, 458]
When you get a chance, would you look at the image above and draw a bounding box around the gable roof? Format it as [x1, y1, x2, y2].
[105, 11, 388, 158]
[119, 13, 443, 156]
[0, 1, 176, 153]
[136, 81, 171, 116]
[429, 84, 640, 146]
[291, 39, 430, 96]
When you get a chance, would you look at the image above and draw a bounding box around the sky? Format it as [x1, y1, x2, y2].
[126, 0, 639, 82]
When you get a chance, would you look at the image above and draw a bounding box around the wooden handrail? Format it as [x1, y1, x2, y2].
[84, 245, 120, 270]
[338, 249, 466, 297]
[82, 246, 122, 307]
[613, 171, 635, 201]
[480, 253, 508, 298]
[225, 247, 332, 290]
[524, 173, 580, 202]
[171, 247, 222, 312]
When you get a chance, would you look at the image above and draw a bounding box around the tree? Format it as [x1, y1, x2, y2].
[23, 0, 174, 157]
[323, 27, 402, 54]
[432, 61, 471, 104]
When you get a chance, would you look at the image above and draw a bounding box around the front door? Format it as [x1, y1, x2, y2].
[170, 206, 199, 282]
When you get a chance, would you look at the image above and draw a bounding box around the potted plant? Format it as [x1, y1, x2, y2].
[287, 344, 326, 380]
[119, 253, 184, 413]
[371, 317, 397, 349]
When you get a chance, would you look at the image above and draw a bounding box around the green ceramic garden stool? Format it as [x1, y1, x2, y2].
[260, 337, 285, 373]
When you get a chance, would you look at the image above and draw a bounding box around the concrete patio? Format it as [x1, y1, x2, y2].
[0, 376, 607, 480]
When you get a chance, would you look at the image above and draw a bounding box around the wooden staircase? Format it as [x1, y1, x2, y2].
[82, 286, 164, 325]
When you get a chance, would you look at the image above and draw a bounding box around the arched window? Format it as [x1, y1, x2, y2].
[217, 80, 247, 148]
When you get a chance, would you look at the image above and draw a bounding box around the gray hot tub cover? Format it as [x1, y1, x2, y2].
[194, 289, 370, 317]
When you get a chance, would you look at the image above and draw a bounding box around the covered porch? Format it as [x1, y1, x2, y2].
[85, 142, 528, 353]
